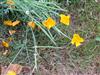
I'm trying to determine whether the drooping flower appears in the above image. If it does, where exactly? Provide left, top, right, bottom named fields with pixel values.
left=42, top=17, right=56, bottom=29
left=60, top=14, right=70, bottom=25
left=71, top=34, right=84, bottom=47
left=2, top=41, right=9, bottom=48
left=7, top=70, right=16, bottom=75
left=6, top=0, right=15, bottom=5
left=27, top=21, right=35, bottom=29
left=4, top=20, right=20, bottom=26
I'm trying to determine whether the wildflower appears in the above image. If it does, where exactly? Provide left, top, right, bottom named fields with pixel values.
left=60, top=14, right=70, bottom=25
left=28, top=21, right=35, bottom=29
left=6, top=0, right=15, bottom=5
left=2, top=41, right=9, bottom=48
left=71, top=34, right=84, bottom=47
left=9, top=30, right=16, bottom=35
left=4, top=20, right=12, bottom=26
left=4, top=20, right=20, bottom=26
left=12, top=20, right=20, bottom=26
left=43, top=17, right=56, bottom=29
left=7, top=70, right=16, bottom=75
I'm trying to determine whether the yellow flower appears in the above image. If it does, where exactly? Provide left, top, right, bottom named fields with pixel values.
left=60, top=14, right=70, bottom=25
left=4, top=20, right=20, bottom=26
left=71, top=34, right=84, bottom=47
left=27, top=21, right=35, bottom=29
left=2, top=41, right=9, bottom=48
left=6, top=0, right=15, bottom=5
left=7, top=70, right=16, bottom=75
left=12, top=20, right=20, bottom=26
left=4, top=20, right=12, bottom=26
left=43, top=17, right=56, bottom=29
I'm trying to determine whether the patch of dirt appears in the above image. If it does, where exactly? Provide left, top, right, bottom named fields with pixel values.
left=38, top=47, right=100, bottom=75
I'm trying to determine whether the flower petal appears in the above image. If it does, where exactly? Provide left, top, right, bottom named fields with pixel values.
left=12, top=20, right=20, bottom=26
left=80, top=38, right=84, bottom=42
left=7, top=70, right=16, bottom=75
left=7, top=0, right=15, bottom=5
left=75, top=42, right=81, bottom=47
left=4, top=20, right=13, bottom=26
left=2, top=41, right=9, bottom=48
left=28, top=21, right=35, bottom=29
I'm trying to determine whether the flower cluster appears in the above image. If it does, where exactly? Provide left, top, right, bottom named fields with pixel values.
left=2, top=0, right=85, bottom=48
left=3, top=13, right=84, bottom=47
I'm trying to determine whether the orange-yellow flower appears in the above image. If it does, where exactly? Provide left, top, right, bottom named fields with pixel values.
left=42, top=17, right=56, bottom=29
left=71, top=34, right=84, bottom=47
left=60, top=14, right=70, bottom=25
left=2, top=41, right=9, bottom=48
left=27, top=21, right=35, bottom=29
left=4, top=20, right=12, bottom=26
left=4, top=20, right=20, bottom=26
left=7, top=70, right=16, bottom=75
left=6, top=0, right=15, bottom=5
left=12, top=20, right=20, bottom=26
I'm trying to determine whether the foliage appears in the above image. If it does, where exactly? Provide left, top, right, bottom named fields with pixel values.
left=0, top=0, right=100, bottom=74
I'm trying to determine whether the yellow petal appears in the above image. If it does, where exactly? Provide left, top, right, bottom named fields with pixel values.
left=73, top=34, right=80, bottom=37
left=4, top=20, right=13, bottom=26
left=71, top=39, right=75, bottom=44
left=28, top=21, right=35, bottom=29
left=7, top=0, right=15, bottom=5
left=60, top=14, right=70, bottom=25
left=12, top=20, right=20, bottom=26
left=80, top=38, right=84, bottom=42
left=7, top=70, right=16, bottom=75
left=75, top=42, right=81, bottom=47
left=2, top=41, right=9, bottom=48
left=43, top=17, right=56, bottom=29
